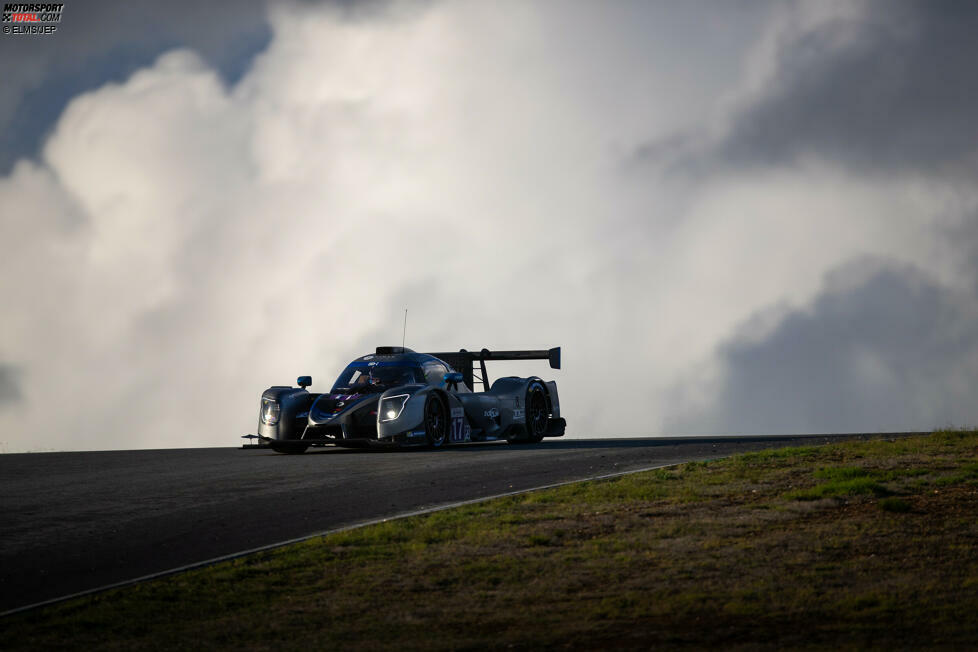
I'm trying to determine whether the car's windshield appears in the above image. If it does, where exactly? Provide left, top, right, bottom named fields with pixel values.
left=331, top=363, right=423, bottom=393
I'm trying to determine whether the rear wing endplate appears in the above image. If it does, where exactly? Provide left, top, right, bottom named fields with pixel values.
left=425, top=347, right=561, bottom=391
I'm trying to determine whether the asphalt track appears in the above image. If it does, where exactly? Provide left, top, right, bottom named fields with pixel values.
left=0, top=434, right=917, bottom=613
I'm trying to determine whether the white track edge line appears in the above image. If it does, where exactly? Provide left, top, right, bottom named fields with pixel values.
left=1, top=462, right=679, bottom=618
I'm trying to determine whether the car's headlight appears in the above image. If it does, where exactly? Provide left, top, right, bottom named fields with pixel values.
left=379, top=394, right=409, bottom=423
left=261, top=399, right=280, bottom=425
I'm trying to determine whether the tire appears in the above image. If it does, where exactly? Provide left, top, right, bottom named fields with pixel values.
left=270, top=441, right=309, bottom=455
left=423, top=393, right=448, bottom=448
left=525, top=382, right=548, bottom=443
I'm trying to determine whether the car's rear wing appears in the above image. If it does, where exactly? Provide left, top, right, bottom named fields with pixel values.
left=425, top=347, right=561, bottom=391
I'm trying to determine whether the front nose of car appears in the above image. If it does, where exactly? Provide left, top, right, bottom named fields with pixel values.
left=310, top=393, right=373, bottom=424
left=309, top=396, right=340, bottom=424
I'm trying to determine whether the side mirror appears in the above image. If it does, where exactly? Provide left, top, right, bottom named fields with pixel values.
left=297, top=376, right=312, bottom=389
left=444, top=372, right=463, bottom=389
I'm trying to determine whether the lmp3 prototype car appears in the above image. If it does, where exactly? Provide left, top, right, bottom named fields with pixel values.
left=245, top=346, right=565, bottom=454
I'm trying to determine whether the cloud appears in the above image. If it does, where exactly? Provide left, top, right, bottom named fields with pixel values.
left=640, top=0, right=978, bottom=434
left=0, top=0, right=271, bottom=172
left=665, top=259, right=978, bottom=434
left=1, top=0, right=977, bottom=452
left=644, top=0, right=978, bottom=177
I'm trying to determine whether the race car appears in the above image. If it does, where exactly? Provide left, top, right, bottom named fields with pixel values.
left=244, top=346, right=565, bottom=454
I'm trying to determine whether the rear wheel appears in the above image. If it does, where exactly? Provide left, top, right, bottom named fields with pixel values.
left=424, top=393, right=448, bottom=448
left=525, top=382, right=548, bottom=443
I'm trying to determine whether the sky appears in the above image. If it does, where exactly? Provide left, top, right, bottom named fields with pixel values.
left=1, top=0, right=976, bottom=452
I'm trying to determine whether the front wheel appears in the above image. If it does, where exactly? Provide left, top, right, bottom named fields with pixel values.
left=423, top=393, right=448, bottom=448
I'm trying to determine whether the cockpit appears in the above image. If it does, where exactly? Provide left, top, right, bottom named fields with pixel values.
left=331, top=364, right=424, bottom=393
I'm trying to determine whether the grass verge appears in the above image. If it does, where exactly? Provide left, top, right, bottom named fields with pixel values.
left=5, top=430, right=978, bottom=650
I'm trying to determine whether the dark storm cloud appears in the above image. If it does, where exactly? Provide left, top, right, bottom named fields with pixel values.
left=668, top=259, right=978, bottom=434
left=0, top=363, right=23, bottom=408
left=0, top=0, right=272, bottom=172
left=638, top=1, right=978, bottom=176
left=651, top=1, right=978, bottom=434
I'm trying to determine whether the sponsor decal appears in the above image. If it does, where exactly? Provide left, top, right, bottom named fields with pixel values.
left=484, top=407, right=500, bottom=419
left=513, top=409, right=525, bottom=422
left=450, top=407, right=464, bottom=418
left=409, top=430, right=426, bottom=437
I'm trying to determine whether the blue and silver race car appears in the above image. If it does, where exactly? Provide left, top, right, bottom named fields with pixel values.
left=245, top=346, right=565, bottom=453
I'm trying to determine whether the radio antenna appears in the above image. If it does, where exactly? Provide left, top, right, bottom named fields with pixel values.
left=402, top=309, right=408, bottom=347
